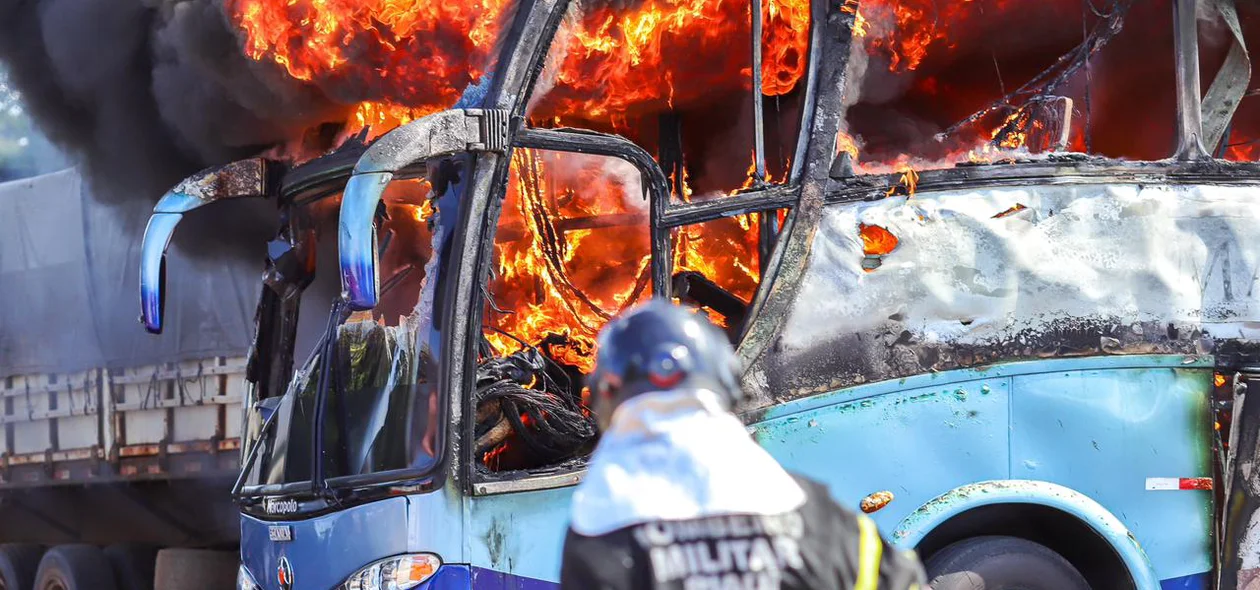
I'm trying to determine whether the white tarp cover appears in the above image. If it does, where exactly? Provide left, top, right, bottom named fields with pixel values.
left=748, top=181, right=1260, bottom=402
left=0, top=170, right=266, bottom=378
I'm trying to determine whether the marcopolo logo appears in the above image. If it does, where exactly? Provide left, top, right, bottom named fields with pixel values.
left=264, top=498, right=299, bottom=515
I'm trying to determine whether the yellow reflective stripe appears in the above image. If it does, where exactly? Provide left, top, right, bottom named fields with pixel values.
left=854, top=515, right=883, bottom=590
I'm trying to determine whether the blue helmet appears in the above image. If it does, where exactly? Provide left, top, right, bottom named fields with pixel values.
left=588, top=299, right=744, bottom=430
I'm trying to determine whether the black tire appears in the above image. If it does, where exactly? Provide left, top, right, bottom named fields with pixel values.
left=103, top=545, right=156, bottom=590
left=0, top=544, right=44, bottom=590
left=33, top=545, right=118, bottom=590
left=926, top=536, right=1090, bottom=590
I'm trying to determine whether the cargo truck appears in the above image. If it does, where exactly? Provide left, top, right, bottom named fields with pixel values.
left=0, top=169, right=266, bottom=590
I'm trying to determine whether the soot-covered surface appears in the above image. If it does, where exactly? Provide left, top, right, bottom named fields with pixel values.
left=743, top=180, right=1260, bottom=406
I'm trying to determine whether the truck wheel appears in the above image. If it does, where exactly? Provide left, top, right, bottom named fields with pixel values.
left=153, top=549, right=235, bottom=590
left=33, top=545, right=117, bottom=590
left=0, top=544, right=44, bottom=590
left=926, top=536, right=1090, bottom=590
left=103, top=545, right=157, bottom=590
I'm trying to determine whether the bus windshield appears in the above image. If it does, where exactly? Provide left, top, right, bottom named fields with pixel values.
left=241, top=169, right=458, bottom=492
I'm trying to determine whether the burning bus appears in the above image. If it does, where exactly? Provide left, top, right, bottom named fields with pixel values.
left=133, top=0, right=1260, bottom=588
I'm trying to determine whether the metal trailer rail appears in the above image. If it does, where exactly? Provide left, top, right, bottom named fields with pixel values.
left=1, top=356, right=244, bottom=487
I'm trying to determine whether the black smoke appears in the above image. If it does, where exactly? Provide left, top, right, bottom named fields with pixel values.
left=0, top=0, right=348, bottom=253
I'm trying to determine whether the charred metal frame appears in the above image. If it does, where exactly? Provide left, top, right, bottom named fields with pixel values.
left=823, top=157, right=1260, bottom=206
left=750, top=0, right=767, bottom=187
left=655, top=0, right=833, bottom=332
left=736, top=0, right=856, bottom=371
left=1173, top=0, right=1210, bottom=161
left=512, top=127, right=673, bottom=290
left=750, top=0, right=786, bottom=274
left=428, top=0, right=580, bottom=497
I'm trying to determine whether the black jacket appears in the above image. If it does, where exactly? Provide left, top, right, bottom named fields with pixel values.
left=560, top=475, right=926, bottom=590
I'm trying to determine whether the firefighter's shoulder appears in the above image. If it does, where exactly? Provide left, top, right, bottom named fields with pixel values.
left=790, top=473, right=929, bottom=590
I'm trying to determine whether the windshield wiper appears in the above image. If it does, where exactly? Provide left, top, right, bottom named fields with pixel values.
left=232, top=295, right=347, bottom=505
left=311, top=298, right=350, bottom=504
left=231, top=395, right=284, bottom=501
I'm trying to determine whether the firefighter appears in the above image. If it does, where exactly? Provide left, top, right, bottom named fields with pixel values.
left=560, top=299, right=928, bottom=590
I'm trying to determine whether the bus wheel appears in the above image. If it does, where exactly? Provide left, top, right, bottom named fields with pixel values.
left=926, top=536, right=1090, bottom=590
left=33, top=545, right=118, bottom=590
left=0, top=544, right=44, bottom=590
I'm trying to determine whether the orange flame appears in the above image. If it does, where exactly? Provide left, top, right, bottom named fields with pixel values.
left=859, top=0, right=1011, bottom=73
left=534, top=0, right=809, bottom=121
left=885, top=164, right=919, bottom=197
left=836, top=131, right=861, bottom=162
left=992, top=203, right=1028, bottom=219
left=673, top=214, right=761, bottom=308
left=991, top=109, right=1032, bottom=150
left=484, top=149, right=760, bottom=371
left=484, top=149, right=654, bottom=372
left=841, top=0, right=869, bottom=38
left=230, top=0, right=810, bottom=140
left=1227, top=142, right=1258, bottom=163
left=859, top=223, right=898, bottom=256
left=228, top=0, right=511, bottom=139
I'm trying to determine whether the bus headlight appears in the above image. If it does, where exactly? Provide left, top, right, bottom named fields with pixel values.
left=339, top=553, right=442, bottom=590
left=236, top=565, right=261, bottom=590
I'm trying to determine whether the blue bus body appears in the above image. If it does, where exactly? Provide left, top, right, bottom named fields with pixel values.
left=239, top=354, right=1214, bottom=590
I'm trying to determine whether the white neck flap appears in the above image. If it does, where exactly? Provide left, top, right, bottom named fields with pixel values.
left=569, top=389, right=807, bottom=537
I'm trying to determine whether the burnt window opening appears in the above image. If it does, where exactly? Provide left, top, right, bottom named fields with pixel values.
left=476, top=149, right=648, bottom=473
left=474, top=150, right=786, bottom=475
left=840, top=0, right=1237, bottom=171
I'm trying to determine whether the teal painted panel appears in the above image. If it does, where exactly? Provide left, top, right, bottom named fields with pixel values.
left=464, top=485, right=576, bottom=583
left=754, top=377, right=1011, bottom=537
left=1010, top=368, right=1213, bottom=581
left=753, top=354, right=1211, bottom=422
left=406, top=483, right=470, bottom=561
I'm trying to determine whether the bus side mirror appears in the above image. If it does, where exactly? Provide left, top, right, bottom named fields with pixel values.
left=140, top=158, right=268, bottom=334
left=339, top=108, right=508, bottom=310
